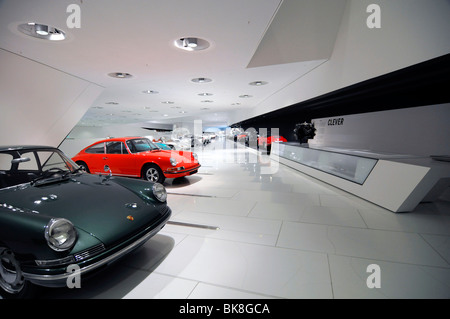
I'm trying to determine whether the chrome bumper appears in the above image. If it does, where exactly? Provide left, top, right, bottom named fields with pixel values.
left=23, top=211, right=171, bottom=287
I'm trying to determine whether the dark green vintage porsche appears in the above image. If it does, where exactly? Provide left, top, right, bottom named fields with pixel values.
left=0, top=145, right=171, bottom=298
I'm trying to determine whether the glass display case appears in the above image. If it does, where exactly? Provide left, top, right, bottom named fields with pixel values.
left=274, top=143, right=378, bottom=185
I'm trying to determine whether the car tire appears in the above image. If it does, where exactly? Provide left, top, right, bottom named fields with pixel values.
left=142, top=164, right=165, bottom=184
left=0, top=247, right=38, bottom=299
left=76, top=161, right=90, bottom=173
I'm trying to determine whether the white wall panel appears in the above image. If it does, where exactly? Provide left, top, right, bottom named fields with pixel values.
left=309, top=104, right=450, bottom=157
left=0, top=49, right=103, bottom=147
left=230, top=0, right=450, bottom=124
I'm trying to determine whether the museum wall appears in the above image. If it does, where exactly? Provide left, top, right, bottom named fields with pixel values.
left=59, top=124, right=161, bottom=158
left=229, top=0, right=450, bottom=125
left=308, top=103, right=450, bottom=157
left=0, top=49, right=103, bottom=147
left=59, top=119, right=209, bottom=158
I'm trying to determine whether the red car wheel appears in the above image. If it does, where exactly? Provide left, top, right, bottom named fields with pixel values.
left=142, top=164, right=165, bottom=184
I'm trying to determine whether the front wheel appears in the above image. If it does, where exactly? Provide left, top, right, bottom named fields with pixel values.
left=0, top=247, right=37, bottom=299
left=142, top=164, right=165, bottom=184
left=76, top=161, right=90, bottom=173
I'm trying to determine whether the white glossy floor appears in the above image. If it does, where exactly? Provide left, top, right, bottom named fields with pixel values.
left=44, top=138, right=450, bottom=299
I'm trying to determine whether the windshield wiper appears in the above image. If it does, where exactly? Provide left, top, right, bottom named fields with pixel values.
left=31, top=169, right=72, bottom=186
left=71, top=167, right=84, bottom=175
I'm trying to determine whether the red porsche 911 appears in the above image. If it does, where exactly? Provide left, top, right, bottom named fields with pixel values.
left=72, top=137, right=200, bottom=183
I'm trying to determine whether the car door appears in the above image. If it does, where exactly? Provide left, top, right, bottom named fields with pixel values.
left=83, top=142, right=106, bottom=174
left=103, top=141, right=137, bottom=177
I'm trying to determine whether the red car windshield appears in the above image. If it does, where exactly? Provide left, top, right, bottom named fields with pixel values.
left=126, top=138, right=160, bottom=153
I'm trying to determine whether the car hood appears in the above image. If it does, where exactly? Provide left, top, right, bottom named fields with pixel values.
left=139, top=150, right=197, bottom=166
left=0, top=173, right=167, bottom=247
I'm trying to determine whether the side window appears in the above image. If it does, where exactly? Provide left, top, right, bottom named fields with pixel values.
left=106, top=142, right=127, bottom=154
left=16, top=152, right=39, bottom=171
left=85, top=143, right=105, bottom=154
left=0, top=154, right=13, bottom=171
left=126, top=140, right=136, bottom=153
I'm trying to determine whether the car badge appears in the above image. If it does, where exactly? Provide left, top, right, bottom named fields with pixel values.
left=127, top=215, right=134, bottom=221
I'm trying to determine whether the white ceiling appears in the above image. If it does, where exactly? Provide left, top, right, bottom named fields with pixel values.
left=0, top=0, right=347, bottom=128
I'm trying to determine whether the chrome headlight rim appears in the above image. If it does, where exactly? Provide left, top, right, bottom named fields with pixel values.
left=192, top=152, right=198, bottom=161
left=152, top=183, right=167, bottom=202
left=169, top=157, right=177, bottom=167
left=44, top=218, right=77, bottom=252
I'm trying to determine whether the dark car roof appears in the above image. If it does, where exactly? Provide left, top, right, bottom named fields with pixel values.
left=0, top=145, right=56, bottom=152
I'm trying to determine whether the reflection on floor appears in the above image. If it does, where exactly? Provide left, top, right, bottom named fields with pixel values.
left=44, top=138, right=450, bottom=299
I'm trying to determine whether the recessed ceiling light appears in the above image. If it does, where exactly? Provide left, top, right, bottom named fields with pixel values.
left=162, top=101, right=174, bottom=104
left=239, top=95, right=252, bottom=98
left=179, top=111, right=187, bottom=114
left=201, top=100, right=214, bottom=103
left=174, top=37, right=210, bottom=51
left=163, top=114, right=169, bottom=117
left=249, top=81, right=268, bottom=86
left=105, top=101, right=119, bottom=105
left=142, top=90, right=158, bottom=94
left=18, top=23, right=66, bottom=41
left=200, top=108, right=210, bottom=110
left=191, top=77, right=212, bottom=83
left=231, top=103, right=241, bottom=106
left=108, top=72, right=133, bottom=79
left=198, top=93, right=213, bottom=96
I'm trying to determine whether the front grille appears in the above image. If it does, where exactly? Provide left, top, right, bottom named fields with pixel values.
left=74, top=244, right=106, bottom=262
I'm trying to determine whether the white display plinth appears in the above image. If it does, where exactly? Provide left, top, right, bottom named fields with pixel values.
left=272, top=143, right=450, bottom=212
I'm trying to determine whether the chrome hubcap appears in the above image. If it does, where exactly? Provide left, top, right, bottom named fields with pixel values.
left=145, top=168, right=159, bottom=182
left=0, top=248, right=25, bottom=294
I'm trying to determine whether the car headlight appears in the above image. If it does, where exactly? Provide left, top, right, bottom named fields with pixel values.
left=193, top=153, right=198, bottom=161
left=45, top=218, right=77, bottom=252
left=152, top=183, right=167, bottom=202
left=170, top=157, right=177, bottom=167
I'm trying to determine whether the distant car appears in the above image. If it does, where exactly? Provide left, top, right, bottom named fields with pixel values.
left=237, top=133, right=248, bottom=142
left=72, top=137, right=200, bottom=183
left=257, top=135, right=287, bottom=149
left=0, top=145, right=171, bottom=298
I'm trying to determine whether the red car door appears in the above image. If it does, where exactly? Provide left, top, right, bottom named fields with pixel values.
left=103, top=141, right=138, bottom=177
left=81, top=142, right=106, bottom=174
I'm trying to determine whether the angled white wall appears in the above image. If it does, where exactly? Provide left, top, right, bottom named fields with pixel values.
left=230, top=0, right=450, bottom=123
left=0, top=49, right=103, bottom=147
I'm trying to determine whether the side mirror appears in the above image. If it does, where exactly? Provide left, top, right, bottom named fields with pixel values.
left=11, top=157, right=30, bottom=164
left=100, top=165, right=112, bottom=184
left=104, top=165, right=112, bottom=177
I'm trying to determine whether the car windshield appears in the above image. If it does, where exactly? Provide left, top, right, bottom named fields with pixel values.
left=126, top=138, right=160, bottom=153
left=0, top=148, right=81, bottom=189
